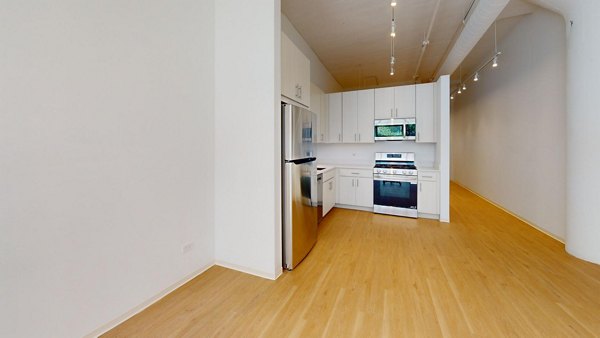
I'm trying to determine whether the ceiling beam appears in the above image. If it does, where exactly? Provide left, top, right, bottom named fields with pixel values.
left=434, top=0, right=510, bottom=78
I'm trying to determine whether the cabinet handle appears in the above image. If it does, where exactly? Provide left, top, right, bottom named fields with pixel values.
left=419, top=182, right=422, bottom=192
left=352, top=179, right=354, bottom=187
left=417, top=132, right=420, bottom=141
left=338, top=134, right=341, bottom=141
left=321, top=134, right=324, bottom=141
left=299, top=86, right=303, bottom=99
left=359, top=134, right=361, bottom=142
left=356, top=179, right=359, bottom=187
left=390, top=108, right=393, bottom=117
left=422, top=175, right=433, bottom=179
left=329, top=181, right=332, bottom=189
left=395, top=108, right=398, bottom=117
left=351, top=172, right=359, bottom=175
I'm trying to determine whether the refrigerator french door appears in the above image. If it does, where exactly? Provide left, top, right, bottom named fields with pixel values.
left=282, top=103, right=318, bottom=270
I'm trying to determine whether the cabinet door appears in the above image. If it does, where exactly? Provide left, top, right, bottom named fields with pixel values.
left=416, top=83, right=435, bottom=143
left=280, top=34, right=294, bottom=101
left=394, top=85, right=416, bottom=118
left=342, top=91, right=358, bottom=143
left=337, top=176, right=356, bottom=205
left=323, top=178, right=336, bottom=216
left=328, top=93, right=343, bottom=143
left=374, top=87, right=394, bottom=119
left=319, top=92, right=329, bottom=143
left=355, top=177, right=374, bottom=208
left=295, top=47, right=311, bottom=107
left=357, top=89, right=374, bottom=143
left=418, top=180, right=439, bottom=214
left=310, top=84, right=322, bottom=143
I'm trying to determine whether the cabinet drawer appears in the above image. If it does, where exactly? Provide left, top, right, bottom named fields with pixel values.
left=338, top=168, right=373, bottom=178
left=418, top=171, right=439, bottom=182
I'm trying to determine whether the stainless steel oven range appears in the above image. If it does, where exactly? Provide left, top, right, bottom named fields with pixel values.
left=373, top=152, right=418, bottom=218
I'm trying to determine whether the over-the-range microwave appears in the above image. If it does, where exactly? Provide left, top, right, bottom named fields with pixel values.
left=374, top=118, right=416, bottom=141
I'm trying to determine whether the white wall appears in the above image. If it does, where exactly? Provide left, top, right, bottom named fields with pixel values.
left=282, top=14, right=342, bottom=93
left=451, top=8, right=566, bottom=239
left=214, top=1, right=282, bottom=279
left=0, top=1, right=216, bottom=337
left=317, top=143, right=436, bottom=167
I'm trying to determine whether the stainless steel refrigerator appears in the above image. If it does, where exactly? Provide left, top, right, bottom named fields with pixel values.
left=282, top=102, right=318, bottom=270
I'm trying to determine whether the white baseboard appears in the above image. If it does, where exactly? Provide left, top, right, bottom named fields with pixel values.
left=85, top=262, right=214, bottom=338
left=454, top=182, right=565, bottom=243
left=215, top=260, right=282, bottom=280
left=334, top=204, right=373, bottom=212
left=418, top=212, right=440, bottom=220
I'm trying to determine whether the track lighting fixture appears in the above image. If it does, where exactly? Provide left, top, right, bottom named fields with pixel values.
left=474, top=72, right=479, bottom=81
left=389, top=5, right=396, bottom=76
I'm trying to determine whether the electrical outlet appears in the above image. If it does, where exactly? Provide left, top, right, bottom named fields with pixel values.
left=182, top=242, right=194, bottom=254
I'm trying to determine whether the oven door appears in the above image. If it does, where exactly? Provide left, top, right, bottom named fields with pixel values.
left=374, top=120, right=404, bottom=141
left=373, top=174, right=418, bottom=218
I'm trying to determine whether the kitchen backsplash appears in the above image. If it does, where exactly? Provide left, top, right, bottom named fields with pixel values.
left=315, top=142, right=436, bottom=167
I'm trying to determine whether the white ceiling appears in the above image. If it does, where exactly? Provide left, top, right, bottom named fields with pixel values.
left=282, top=0, right=539, bottom=90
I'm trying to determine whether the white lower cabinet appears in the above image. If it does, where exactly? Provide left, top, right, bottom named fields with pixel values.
left=418, top=170, right=439, bottom=215
left=323, top=173, right=336, bottom=216
left=337, top=168, right=373, bottom=208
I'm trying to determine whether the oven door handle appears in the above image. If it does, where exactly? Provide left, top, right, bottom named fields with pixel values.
left=374, top=175, right=418, bottom=183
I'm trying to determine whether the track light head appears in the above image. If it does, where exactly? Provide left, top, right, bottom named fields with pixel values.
left=492, top=56, right=498, bottom=68
left=457, top=88, right=462, bottom=94
left=451, top=95, right=454, bottom=100
left=474, top=72, right=479, bottom=82
left=462, top=83, right=467, bottom=91
left=391, top=1, right=397, bottom=6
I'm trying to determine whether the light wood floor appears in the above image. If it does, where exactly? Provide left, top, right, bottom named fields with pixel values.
left=104, top=183, right=600, bottom=337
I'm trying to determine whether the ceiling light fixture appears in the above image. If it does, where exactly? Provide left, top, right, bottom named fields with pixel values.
left=458, top=87, right=462, bottom=94
left=451, top=95, right=454, bottom=100
left=462, top=83, right=467, bottom=91
left=474, top=72, right=479, bottom=81
left=492, top=21, right=499, bottom=68
left=391, top=1, right=397, bottom=7
left=389, top=6, right=396, bottom=76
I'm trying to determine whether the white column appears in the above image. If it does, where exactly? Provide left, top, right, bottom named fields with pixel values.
left=533, top=0, right=600, bottom=264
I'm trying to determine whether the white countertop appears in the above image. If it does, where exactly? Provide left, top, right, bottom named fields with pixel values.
left=318, top=163, right=373, bottom=171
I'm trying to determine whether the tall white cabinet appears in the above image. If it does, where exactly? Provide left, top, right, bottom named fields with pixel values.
left=416, top=83, right=436, bottom=143
left=281, top=33, right=310, bottom=107
left=342, top=89, right=374, bottom=143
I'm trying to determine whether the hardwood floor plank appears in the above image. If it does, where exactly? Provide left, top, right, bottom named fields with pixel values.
left=103, top=183, right=600, bottom=337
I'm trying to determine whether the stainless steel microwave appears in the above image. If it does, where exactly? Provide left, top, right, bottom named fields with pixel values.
left=374, top=119, right=416, bottom=141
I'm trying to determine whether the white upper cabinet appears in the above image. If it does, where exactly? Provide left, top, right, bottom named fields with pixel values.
left=281, top=33, right=310, bottom=107
left=342, top=90, right=374, bottom=143
left=318, top=91, right=329, bottom=143
left=311, top=84, right=322, bottom=143
left=342, top=91, right=358, bottom=142
left=356, top=89, right=374, bottom=143
left=394, top=84, right=416, bottom=118
left=374, top=87, right=395, bottom=119
left=375, top=85, right=415, bottom=119
left=328, top=93, right=343, bottom=143
left=416, top=83, right=436, bottom=143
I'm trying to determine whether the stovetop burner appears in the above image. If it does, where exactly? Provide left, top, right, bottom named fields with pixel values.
left=374, top=164, right=417, bottom=170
